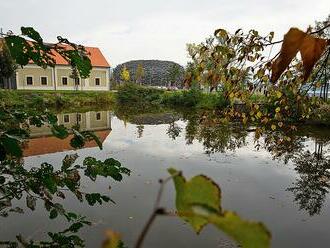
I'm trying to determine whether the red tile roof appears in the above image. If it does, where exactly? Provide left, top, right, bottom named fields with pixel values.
left=30, top=44, right=111, bottom=68
left=23, top=130, right=111, bottom=157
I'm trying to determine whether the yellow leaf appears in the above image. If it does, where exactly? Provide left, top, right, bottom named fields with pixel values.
left=276, top=91, right=282, bottom=98
left=256, top=111, right=262, bottom=118
left=275, top=107, right=280, bottom=113
left=271, top=124, right=276, bottom=130
left=102, top=230, right=123, bottom=248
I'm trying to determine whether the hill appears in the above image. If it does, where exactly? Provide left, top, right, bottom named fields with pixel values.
left=113, top=60, right=184, bottom=87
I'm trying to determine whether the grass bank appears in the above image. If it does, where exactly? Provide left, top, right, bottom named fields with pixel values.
left=0, top=89, right=116, bottom=111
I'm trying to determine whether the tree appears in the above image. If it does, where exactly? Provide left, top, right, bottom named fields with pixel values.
left=2, top=27, right=92, bottom=79
left=310, top=15, right=330, bottom=99
left=0, top=41, right=17, bottom=89
left=167, top=64, right=181, bottom=87
left=120, top=65, right=130, bottom=82
left=185, top=21, right=330, bottom=135
left=135, top=63, right=145, bottom=85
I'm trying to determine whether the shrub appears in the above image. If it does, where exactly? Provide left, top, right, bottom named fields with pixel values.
left=162, top=89, right=228, bottom=109
left=162, top=89, right=203, bottom=108
left=198, top=92, right=229, bottom=109
left=116, top=83, right=163, bottom=109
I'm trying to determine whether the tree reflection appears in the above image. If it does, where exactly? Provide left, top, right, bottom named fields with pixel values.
left=99, top=106, right=330, bottom=217
left=260, top=131, right=305, bottom=164
left=182, top=111, right=248, bottom=154
left=166, top=122, right=182, bottom=140
left=137, top=124, right=145, bottom=138
left=288, top=142, right=330, bottom=216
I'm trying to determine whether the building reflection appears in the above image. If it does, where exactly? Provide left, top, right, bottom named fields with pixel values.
left=24, top=111, right=112, bottom=157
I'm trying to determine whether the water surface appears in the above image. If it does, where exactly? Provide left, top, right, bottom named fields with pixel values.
left=1, top=109, right=330, bottom=248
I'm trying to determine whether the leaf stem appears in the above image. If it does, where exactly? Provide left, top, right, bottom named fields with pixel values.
left=134, top=173, right=179, bottom=248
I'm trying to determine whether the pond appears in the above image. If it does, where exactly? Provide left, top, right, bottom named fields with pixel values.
left=1, top=108, right=330, bottom=248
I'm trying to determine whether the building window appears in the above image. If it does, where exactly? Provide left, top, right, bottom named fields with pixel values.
left=95, top=78, right=100, bottom=86
left=26, top=76, right=33, bottom=85
left=62, top=77, right=68, bottom=85
left=41, top=76, right=47, bottom=85
left=77, top=114, right=82, bottom=122
left=63, top=114, right=70, bottom=123
left=76, top=78, right=80, bottom=85
left=96, top=112, right=101, bottom=120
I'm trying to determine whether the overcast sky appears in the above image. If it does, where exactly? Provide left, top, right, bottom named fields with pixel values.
left=1, top=0, right=329, bottom=67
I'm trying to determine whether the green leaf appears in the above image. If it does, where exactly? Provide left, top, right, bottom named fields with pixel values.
left=4, top=36, right=30, bottom=65
left=168, top=168, right=221, bottom=233
left=1, top=134, right=23, bottom=157
left=21, top=27, right=43, bottom=44
left=168, top=168, right=271, bottom=248
left=82, top=131, right=103, bottom=150
left=0, top=176, right=5, bottom=184
left=43, top=175, right=57, bottom=194
left=67, top=222, right=84, bottom=233
left=46, top=113, right=58, bottom=125
left=70, top=129, right=85, bottom=149
left=51, top=125, right=69, bottom=139
left=50, top=209, right=58, bottom=219
left=83, top=157, right=130, bottom=181
left=61, top=50, right=92, bottom=78
left=208, top=211, right=271, bottom=248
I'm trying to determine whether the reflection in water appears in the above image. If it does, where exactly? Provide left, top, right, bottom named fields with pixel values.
left=0, top=111, right=117, bottom=247
left=166, top=122, right=182, bottom=140
left=3, top=108, right=330, bottom=247
left=120, top=109, right=330, bottom=216
left=288, top=141, right=330, bottom=216
left=137, top=124, right=144, bottom=138
left=25, top=111, right=112, bottom=156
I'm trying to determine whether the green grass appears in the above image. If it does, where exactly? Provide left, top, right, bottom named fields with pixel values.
left=0, top=89, right=116, bottom=111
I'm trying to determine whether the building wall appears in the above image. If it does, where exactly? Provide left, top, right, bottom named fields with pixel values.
left=16, top=64, right=110, bottom=91
left=16, top=65, right=54, bottom=90
left=89, top=69, right=107, bottom=87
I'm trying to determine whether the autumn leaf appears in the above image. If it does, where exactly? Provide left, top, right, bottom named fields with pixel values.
left=271, top=27, right=328, bottom=82
left=276, top=91, right=282, bottom=98
left=102, top=229, right=125, bottom=248
left=271, top=28, right=306, bottom=82
left=299, top=35, right=328, bottom=80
